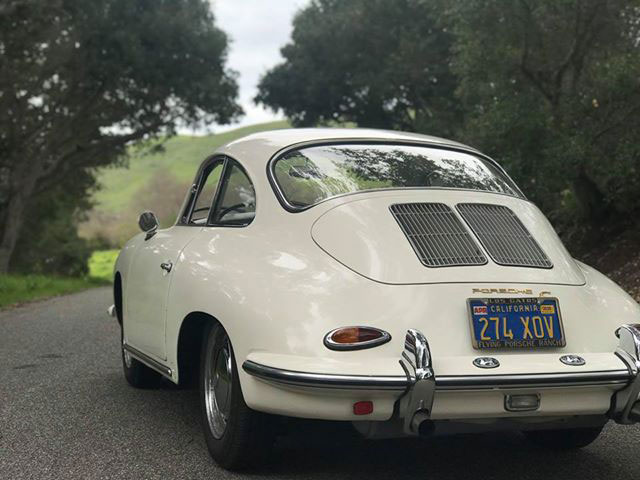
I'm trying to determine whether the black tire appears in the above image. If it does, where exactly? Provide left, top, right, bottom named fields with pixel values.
left=523, top=425, right=604, bottom=449
left=121, top=328, right=162, bottom=388
left=199, top=322, right=275, bottom=470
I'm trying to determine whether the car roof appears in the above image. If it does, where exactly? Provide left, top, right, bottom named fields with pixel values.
left=216, top=128, right=479, bottom=163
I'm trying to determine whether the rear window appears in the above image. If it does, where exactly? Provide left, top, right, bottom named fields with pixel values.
left=271, top=143, right=522, bottom=209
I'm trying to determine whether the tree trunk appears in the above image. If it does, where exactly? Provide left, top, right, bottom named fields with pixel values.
left=572, top=167, right=611, bottom=228
left=0, top=168, right=38, bottom=273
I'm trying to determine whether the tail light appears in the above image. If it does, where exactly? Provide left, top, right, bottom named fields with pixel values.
left=323, top=326, right=391, bottom=351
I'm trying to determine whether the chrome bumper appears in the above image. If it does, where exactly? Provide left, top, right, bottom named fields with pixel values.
left=397, top=324, right=640, bottom=433
left=242, top=324, right=640, bottom=433
left=242, top=360, right=409, bottom=391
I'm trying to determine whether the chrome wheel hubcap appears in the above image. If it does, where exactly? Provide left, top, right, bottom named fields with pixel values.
left=205, top=334, right=233, bottom=439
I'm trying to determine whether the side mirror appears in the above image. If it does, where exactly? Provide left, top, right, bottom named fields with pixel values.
left=138, top=211, right=159, bottom=240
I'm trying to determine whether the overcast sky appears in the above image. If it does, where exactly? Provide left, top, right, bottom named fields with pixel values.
left=206, top=0, right=309, bottom=132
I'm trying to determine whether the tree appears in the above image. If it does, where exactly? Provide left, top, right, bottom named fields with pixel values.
left=0, top=0, right=241, bottom=272
left=255, top=0, right=459, bottom=134
left=10, top=168, right=95, bottom=276
left=444, top=0, right=640, bottom=232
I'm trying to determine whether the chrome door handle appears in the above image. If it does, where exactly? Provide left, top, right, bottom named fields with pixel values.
left=160, top=261, right=173, bottom=273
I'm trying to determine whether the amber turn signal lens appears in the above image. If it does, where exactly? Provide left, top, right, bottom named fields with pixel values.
left=331, top=327, right=381, bottom=344
left=324, top=326, right=391, bottom=350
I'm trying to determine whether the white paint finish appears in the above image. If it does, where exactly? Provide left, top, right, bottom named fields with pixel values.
left=218, top=127, right=474, bottom=166
left=124, top=227, right=201, bottom=360
left=240, top=378, right=400, bottom=421
left=228, top=377, right=617, bottom=421
left=115, top=128, right=640, bottom=425
left=431, top=387, right=616, bottom=419
left=311, top=190, right=585, bottom=285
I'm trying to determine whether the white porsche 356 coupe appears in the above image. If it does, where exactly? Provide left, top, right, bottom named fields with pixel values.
left=111, top=128, right=640, bottom=469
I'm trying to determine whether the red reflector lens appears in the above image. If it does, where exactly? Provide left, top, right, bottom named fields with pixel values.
left=353, top=401, right=373, bottom=415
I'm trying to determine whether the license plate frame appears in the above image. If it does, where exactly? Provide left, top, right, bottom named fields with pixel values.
left=468, top=297, right=566, bottom=349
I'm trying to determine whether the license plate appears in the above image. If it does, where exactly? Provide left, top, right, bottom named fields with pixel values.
left=468, top=298, right=565, bottom=349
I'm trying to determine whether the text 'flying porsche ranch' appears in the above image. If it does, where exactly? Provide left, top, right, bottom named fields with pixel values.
left=110, top=129, right=640, bottom=470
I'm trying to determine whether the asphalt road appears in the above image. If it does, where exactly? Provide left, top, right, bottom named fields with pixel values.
left=1, top=287, right=640, bottom=479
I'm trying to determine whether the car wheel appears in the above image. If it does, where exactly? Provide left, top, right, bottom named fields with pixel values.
left=200, top=322, right=275, bottom=470
left=523, top=425, right=604, bottom=449
left=121, top=328, right=161, bottom=388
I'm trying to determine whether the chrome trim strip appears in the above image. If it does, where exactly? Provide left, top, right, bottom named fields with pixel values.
left=242, top=360, right=409, bottom=391
left=242, top=360, right=629, bottom=392
left=123, top=343, right=172, bottom=378
left=436, top=370, right=630, bottom=390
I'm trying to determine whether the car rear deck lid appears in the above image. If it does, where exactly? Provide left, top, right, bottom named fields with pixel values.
left=311, top=191, right=585, bottom=285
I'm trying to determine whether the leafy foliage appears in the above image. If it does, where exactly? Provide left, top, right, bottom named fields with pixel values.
left=0, top=0, right=240, bottom=272
left=445, top=0, right=640, bottom=235
left=87, top=249, right=119, bottom=283
left=255, top=0, right=459, bottom=135
left=10, top=169, right=94, bottom=276
left=258, top=0, right=640, bottom=243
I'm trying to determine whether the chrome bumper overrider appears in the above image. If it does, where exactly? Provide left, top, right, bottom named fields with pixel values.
left=612, top=324, right=640, bottom=424
left=242, top=324, right=640, bottom=432
left=400, top=329, right=435, bottom=433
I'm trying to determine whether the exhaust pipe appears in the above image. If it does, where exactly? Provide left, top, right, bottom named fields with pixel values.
left=628, top=402, right=640, bottom=423
left=411, top=410, right=435, bottom=436
left=418, top=419, right=435, bottom=437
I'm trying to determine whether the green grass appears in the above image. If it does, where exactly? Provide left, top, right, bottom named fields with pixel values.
left=0, top=249, right=118, bottom=309
left=88, top=249, right=119, bottom=283
left=0, top=274, right=108, bottom=309
left=94, top=121, right=289, bottom=213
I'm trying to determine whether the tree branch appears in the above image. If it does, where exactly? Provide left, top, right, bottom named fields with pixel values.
left=518, top=0, right=555, bottom=104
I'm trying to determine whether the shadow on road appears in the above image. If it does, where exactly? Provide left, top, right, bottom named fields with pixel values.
left=148, top=379, right=621, bottom=479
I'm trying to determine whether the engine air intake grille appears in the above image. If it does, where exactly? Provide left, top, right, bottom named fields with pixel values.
left=390, top=203, right=487, bottom=267
left=457, top=203, right=553, bottom=269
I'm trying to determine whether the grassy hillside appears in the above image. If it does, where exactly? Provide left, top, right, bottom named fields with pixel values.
left=81, top=121, right=289, bottom=245
left=93, top=121, right=289, bottom=214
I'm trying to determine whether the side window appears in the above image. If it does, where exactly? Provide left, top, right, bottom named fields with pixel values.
left=211, top=163, right=256, bottom=226
left=189, top=161, right=224, bottom=224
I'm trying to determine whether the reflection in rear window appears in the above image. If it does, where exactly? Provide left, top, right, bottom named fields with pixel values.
left=272, top=144, right=522, bottom=208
